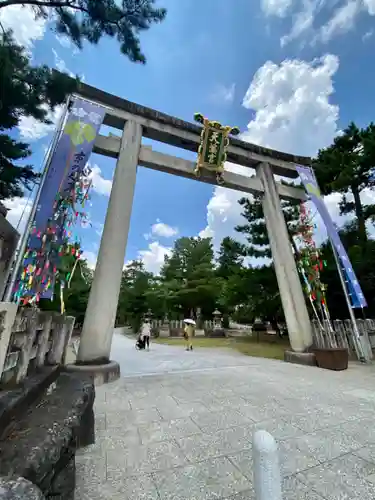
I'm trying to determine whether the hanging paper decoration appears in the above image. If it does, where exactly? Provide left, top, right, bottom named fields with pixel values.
left=14, top=175, right=90, bottom=306
left=193, top=113, right=240, bottom=185
left=294, top=202, right=333, bottom=337
left=13, top=98, right=105, bottom=306
left=295, top=203, right=327, bottom=306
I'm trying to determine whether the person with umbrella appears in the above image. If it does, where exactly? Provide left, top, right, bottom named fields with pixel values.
left=183, top=318, right=196, bottom=351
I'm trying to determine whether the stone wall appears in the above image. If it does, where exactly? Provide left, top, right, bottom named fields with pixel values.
left=0, top=301, right=96, bottom=499
left=0, top=372, right=95, bottom=499
left=0, top=477, right=45, bottom=499
left=1, top=307, right=75, bottom=387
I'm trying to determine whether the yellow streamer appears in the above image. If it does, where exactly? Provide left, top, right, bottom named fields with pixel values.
left=60, top=284, right=65, bottom=315
left=68, top=257, right=80, bottom=289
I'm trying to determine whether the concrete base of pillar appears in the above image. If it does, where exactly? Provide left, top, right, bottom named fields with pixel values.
left=284, top=350, right=317, bottom=367
left=65, top=360, right=120, bottom=386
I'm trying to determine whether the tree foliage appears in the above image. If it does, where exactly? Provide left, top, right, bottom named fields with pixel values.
left=160, top=237, right=218, bottom=319
left=0, top=0, right=166, bottom=202
left=235, top=193, right=301, bottom=259
left=0, top=30, right=77, bottom=200
left=216, top=236, right=245, bottom=279
left=0, top=0, right=167, bottom=64
left=314, top=122, right=375, bottom=244
left=116, top=260, right=152, bottom=331
left=79, top=228, right=375, bottom=332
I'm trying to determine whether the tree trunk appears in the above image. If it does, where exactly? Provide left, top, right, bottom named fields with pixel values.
left=352, top=185, right=367, bottom=245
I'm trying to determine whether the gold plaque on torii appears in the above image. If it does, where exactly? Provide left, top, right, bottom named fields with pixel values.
left=194, top=113, right=240, bottom=185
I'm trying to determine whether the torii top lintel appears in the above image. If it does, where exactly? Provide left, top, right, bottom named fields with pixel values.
left=57, top=72, right=312, bottom=179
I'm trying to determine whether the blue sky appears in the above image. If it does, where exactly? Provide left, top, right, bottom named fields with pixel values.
left=2, top=0, right=375, bottom=273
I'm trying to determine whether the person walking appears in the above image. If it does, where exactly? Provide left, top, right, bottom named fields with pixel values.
left=183, top=319, right=195, bottom=351
left=141, top=318, right=151, bottom=350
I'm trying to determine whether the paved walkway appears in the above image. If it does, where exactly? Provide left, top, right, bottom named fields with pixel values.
left=76, top=334, right=375, bottom=500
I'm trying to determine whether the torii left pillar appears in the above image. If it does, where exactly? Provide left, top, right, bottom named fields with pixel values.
left=67, top=120, right=142, bottom=384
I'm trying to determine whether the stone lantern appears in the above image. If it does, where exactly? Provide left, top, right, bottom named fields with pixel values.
left=159, top=314, right=170, bottom=338
left=196, top=307, right=203, bottom=329
left=213, top=309, right=222, bottom=330
left=195, top=308, right=205, bottom=337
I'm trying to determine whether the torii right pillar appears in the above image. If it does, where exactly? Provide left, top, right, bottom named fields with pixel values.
left=257, top=162, right=315, bottom=364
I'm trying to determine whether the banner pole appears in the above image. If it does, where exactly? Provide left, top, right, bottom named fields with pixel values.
left=3, top=96, right=72, bottom=302
left=329, top=237, right=366, bottom=362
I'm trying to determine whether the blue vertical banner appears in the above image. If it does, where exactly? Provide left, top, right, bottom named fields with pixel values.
left=296, top=165, right=367, bottom=309
left=14, top=98, right=106, bottom=303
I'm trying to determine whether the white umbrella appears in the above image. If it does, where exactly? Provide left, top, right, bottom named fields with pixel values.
left=184, top=319, right=196, bottom=325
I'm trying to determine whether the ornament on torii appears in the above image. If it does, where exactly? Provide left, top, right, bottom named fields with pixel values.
left=194, top=113, right=240, bottom=185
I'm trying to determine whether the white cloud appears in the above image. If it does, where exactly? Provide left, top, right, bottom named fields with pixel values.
left=52, top=47, right=84, bottom=80
left=82, top=250, right=97, bottom=270
left=138, top=241, right=172, bottom=274
left=0, top=4, right=47, bottom=51
left=150, top=220, right=178, bottom=238
left=210, top=83, right=236, bottom=104
left=316, top=0, right=361, bottom=44
left=18, top=104, right=64, bottom=141
left=261, top=0, right=293, bottom=17
left=280, top=0, right=316, bottom=47
left=143, top=220, right=179, bottom=243
left=95, top=222, right=104, bottom=237
left=52, top=48, right=75, bottom=78
left=199, top=55, right=340, bottom=254
left=362, top=28, right=374, bottom=40
left=279, top=0, right=375, bottom=47
left=88, top=165, right=112, bottom=196
left=199, top=184, right=248, bottom=249
left=56, top=34, right=71, bottom=48
left=55, top=34, right=79, bottom=53
left=83, top=240, right=171, bottom=274
left=363, top=0, right=375, bottom=14
left=242, top=55, right=339, bottom=156
left=4, top=196, right=32, bottom=234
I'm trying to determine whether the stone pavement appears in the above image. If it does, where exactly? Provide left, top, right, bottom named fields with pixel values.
left=76, top=334, right=375, bottom=499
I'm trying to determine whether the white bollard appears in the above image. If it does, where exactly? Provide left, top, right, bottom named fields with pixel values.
left=253, top=430, right=282, bottom=500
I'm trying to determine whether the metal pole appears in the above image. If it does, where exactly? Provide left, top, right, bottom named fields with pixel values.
left=3, top=96, right=72, bottom=302
left=329, top=237, right=366, bottom=362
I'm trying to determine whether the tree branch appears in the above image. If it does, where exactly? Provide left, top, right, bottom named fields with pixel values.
left=0, top=0, right=155, bottom=28
left=0, top=0, right=78, bottom=8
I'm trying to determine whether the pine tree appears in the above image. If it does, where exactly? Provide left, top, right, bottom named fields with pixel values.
left=216, top=237, right=245, bottom=279
left=0, top=0, right=166, bottom=201
left=161, top=237, right=218, bottom=318
left=234, top=191, right=302, bottom=325
left=0, top=30, right=77, bottom=200
left=0, top=0, right=167, bottom=64
left=116, top=260, right=152, bottom=331
left=235, top=193, right=301, bottom=259
left=314, top=122, right=375, bottom=245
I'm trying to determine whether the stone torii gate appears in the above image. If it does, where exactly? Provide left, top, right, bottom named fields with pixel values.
left=68, top=79, right=313, bottom=379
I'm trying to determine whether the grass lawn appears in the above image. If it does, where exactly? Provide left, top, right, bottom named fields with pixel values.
left=154, top=336, right=289, bottom=360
